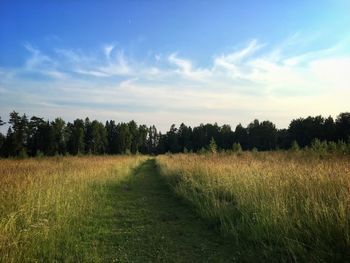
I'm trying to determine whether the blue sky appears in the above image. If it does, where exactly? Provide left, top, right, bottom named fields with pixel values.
left=0, top=0, right=350, bottom=131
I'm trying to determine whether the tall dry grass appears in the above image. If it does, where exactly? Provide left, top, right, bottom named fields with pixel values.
left=0, top=156, right=144, bottom=262
left=157, top=152, right=350, bottom=262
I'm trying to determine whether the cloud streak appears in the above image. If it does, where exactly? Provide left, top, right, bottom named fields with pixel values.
left=1, top=35, right=350, bottom=131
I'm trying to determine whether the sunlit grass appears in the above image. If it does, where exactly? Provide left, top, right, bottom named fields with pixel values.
left=0, top=155, right=144, bottom=262
left=157, top=152, right=350, bottom=262
left=2, top=153, right=350, bottom=262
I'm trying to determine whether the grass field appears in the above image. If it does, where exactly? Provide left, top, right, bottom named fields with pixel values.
left=0, top=156, right=235, bottom=262
left=0, top=156, right=146, bottom=262
left=1, top=153, right=349, bottom=262
left=157, top=152, right=350, bottom=262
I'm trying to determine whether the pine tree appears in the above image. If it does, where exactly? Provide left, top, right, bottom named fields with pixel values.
left=290, top=140, right=300, bottom=151
left=232, top=142, right=242, bottom=153
left=0, top=116, right=5, bottom=126
left=209, top=137, right=217, bottom=154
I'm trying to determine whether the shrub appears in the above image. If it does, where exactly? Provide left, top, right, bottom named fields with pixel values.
left=208, top=137, right=217, bottom=154
left=232, top=142, right=242, bottom=153
left=327, top=141, right=337, bottom=153
left=311, top=139, right=327, bottom=155
left=290, top=140, right=300, bottom=151
left=337, top=141, right=347, bottom=154
left=36, top=150, right=44, bottom=158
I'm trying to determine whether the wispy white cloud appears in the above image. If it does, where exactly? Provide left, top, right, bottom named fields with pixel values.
left=98, top=50, right=131, bottom=76
left=23, top=42, right=55, bottom=69
left=104, top=44, right=115, bottom=59
left=168, top=53, right=211, bottom=80
left=215, top=39, right=262, bottom=65
left=1, top=36, right=350, bottom=130
left=74, top=69, right=111, bottom=77
left=54, top=48, right=90, bottom=64
left=22, top=43, right=69, bottom=80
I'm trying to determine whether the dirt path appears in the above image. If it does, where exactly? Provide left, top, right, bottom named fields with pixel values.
left=95, top=158, right=235, bottom=262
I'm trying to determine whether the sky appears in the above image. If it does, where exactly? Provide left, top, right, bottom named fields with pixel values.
left=0, top=0, right=349, bottom=131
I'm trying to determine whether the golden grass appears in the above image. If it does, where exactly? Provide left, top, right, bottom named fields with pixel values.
left=157, top=152, right=350, bottom=261
left=0, top=155, right=144, bottom=262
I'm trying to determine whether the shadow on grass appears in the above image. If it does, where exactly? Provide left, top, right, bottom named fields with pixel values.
left=85, top=159, right=237, bottom=263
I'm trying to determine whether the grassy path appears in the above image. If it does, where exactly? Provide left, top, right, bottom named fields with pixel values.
left=92, top=158, right=235, bottom=262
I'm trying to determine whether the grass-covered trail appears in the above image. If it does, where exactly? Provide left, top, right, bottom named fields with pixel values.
left=95, top=158, right=234, bottom=262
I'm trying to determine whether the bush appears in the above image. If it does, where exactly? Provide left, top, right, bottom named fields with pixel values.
left=36, top=150, right=44, bottom=158
left=208, top=137, right=217, bottom=154
left=290, top=140, right=300, bottom=152
left=311, top=139, right=327, bottom=155
left=327, top=141, right=337, bottom=153
left=18, top=149, right=28, bottom=159
left=198, top=147, right=207, bottom=155
left=232, top=142, right=242, bottom=153
left=337, top=141, right=347, bottom=154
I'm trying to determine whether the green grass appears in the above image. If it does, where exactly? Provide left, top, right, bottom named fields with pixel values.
left=157, top=152, right=350, bottom=262
left=0, top=157, right=236, bottom=262
left=91, top=159, right=235, bottom=262
left=5, top=153, right=347, bottom=262
left=0, top=156, right=144, bottom=262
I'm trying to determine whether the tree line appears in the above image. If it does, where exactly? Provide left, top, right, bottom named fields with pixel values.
left=0, top=111, right=349, bottom=157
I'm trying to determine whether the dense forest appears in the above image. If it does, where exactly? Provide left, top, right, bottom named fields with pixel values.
left=0, top=111, right=349, bottom=157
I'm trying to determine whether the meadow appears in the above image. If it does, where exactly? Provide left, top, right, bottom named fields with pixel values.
left=0, top=156, right=234, bottom=262
left=1, top=152, right=349, bottom=262
left=0, top=156, right=145, bottom=262
left=157, top=152, right=350, bottom=262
